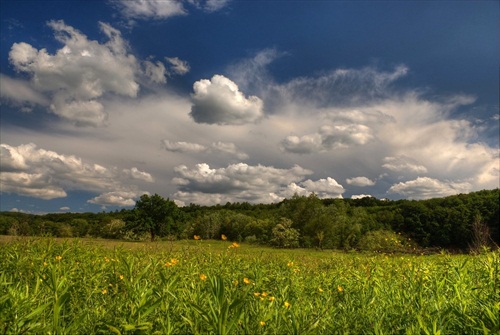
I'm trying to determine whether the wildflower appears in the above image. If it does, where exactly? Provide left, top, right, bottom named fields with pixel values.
left=102, top=289, right=107, bottom=295
left=55, top=255, right=62, bottom=261
left=105, top=257, right=110, bottom=262
left=170, top=258, right=179, bottom=265
left=43, top=262, right=48, bottom=267
left=200, top=274, right=207, bottom=281
left=337, top=285, right=344, bottom=293
left=254, top=292, right=261, bottom=297
left=287, top=261, right=294, bottom=267
left=194, top=235, right=201, bottom=240
left=268, top=296, right=275, bottom=302
left=284, top=301, right=291, bottom=308
left=228, top=242, right=240, bottom=249
left=119, top=274, right=124, bottom=280
left=318, top=287, right=324, bottom=293
left=261, top=292, right=268, bottom=297
left=221, top=234, right=227, bottom=241
left=243, top=277, right=251, bottom=284
left=260, top=321, right=266, bottom=327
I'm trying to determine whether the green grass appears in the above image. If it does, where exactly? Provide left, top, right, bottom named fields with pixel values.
left=1, top=236, right=499, bottom=334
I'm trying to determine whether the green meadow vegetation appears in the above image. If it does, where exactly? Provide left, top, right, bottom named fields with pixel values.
left=1, top=236, right=499, bottom=334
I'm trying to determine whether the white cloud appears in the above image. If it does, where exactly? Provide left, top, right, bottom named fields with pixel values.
left=143, top=60, right=167, bottom=84
left=190, top=75, right=264, bottom=125
left=301, top=177, right=345, bottom=199
left=162, top=140, right=208, bottom=153
left=88, top=191, right=142, bottom=207
left=346, top=176, right=376, bottom=187
left=60, top=206, right=70, bottom=211
left=0, top=74, right=49, bottom=109
left=162, top=139, right=248, bottom=159
left=387, top=177, right=472, bottom=200
left=8, top=21, right=139, bottom=126
left=172, top=162, right=313, bottom=204
left=114, top=0, right=187, bottom=19
left=0, top=143, right=151, bottom=204
left=166, top=57, right=190, bottom=75
left=382, top=156, right=428, bottom=174
left=351, top=194, right=372, bottom=199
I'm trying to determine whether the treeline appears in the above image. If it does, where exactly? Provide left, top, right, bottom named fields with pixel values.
left=1, top=189, right=498, bottom=252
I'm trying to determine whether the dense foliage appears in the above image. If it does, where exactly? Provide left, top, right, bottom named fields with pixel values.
left=1, top=238, right=499, bottom=334
left=1, top=189, right=498, bottom=251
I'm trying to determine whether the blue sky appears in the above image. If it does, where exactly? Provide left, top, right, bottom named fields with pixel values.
left=1, top=0, right=498, bottom=213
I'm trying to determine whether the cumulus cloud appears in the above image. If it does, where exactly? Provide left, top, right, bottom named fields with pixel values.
left=346, top=176, right=376, bottom=187
left=88, top=191, right=142, bottom=207
left=7, top=20, right=139, bottom=126
left=382, top=156, right=428, bottom=174
left=190, top=75, right=264, bottom=125
left=114, top=0, right=186, bottom=19
left=281, top=123, right=375, bottom=153
left=351, top=194, right=372, bottom=199
left=162, top=139, right=248, bottom=159
left=166, top=57, right=190, bottom=75
left=301, top=177, right=345, bottom=199
left=143, top=60, right=167, bottom=84
left=172, top=162, right=313, bottom=204
left=0, top=143, right=151, bottom=204
left=388, top=177, right=472, bottom=200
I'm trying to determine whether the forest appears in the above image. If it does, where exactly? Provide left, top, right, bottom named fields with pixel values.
left=1, top=188, right=498, bottom=252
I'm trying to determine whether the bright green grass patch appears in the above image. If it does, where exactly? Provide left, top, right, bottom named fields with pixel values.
left=1, top=237, right=499, bottom=334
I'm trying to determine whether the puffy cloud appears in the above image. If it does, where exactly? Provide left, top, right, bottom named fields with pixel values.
left=346, top=176, right=376, bottom=187
left=382, top=156, right=428, bottom=174
left=387, top=177, right=472, bottom=200
left=162, top=140, right=208, bottom=153
left=301, top=177, right=345, bottom=199
left=143, top=60, right=167, bottom=84
left=0, top=143, right=151, bottom=204
left=190, top=75, right=264, bottom=125
left=60, top=206, right=70, bottom=211
left=7, top=21, right=139, bottom=126
left=172, top=162, right=313, bottom=204
left=88, top=191, right=142, bottom=207
left=114, top=0, right=186, bottom=19
left=166, top=57, right=190, bottom=75
left=162, top=139, right=248, bottom=159
left=351, top=194, right=372, bottom=199
left=281, top=123, right=374, bottom=153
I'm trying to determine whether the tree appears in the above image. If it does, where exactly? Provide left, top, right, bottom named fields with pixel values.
left=133, top=194, right=179, bottom=241
left=270, top=218, right=300, bottom=248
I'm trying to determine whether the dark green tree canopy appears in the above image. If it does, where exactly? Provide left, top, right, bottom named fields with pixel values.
left=133, top=194, right=180, bottom=241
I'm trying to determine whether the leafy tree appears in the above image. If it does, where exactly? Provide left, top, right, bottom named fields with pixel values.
left=270, top=218, right=300, bottom=248
left=132, top=194, right=180, bottom=241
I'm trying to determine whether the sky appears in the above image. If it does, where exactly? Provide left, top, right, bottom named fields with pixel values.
left=0, top=0, right=499, bottom=213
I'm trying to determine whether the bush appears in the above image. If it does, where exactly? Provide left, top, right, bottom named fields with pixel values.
left=358, top=230, right=413, bottom=253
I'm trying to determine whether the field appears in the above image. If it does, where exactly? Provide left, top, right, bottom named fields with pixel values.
left=1, top=236, right=499, bottom=334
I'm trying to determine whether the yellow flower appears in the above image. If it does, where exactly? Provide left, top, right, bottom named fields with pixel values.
left=287, top=261, right=294, bottom=267
left=194, top=235, right=201, bottom=240
left=268, top=296, right=275, bottom=302
left=254, top=292, right=261, bottom=297
left=119, top=274, right=124, bottom=280
left=171, top=258, right=179, bottom=265
left=55, top=255, right=62, bottom=261
left=284, top=301, right=291, bottom=308
left=261, top=292, right=268, bottom=297
left=105, top=257, right=110, bottom=262
left=243, top=277, right=251, bottom=284
left=337, top=285, right=344, bottom=293
left=221, top=234, right=227, bottom=241
left=101, top=289, right=107, bottom=295
left=231, top=242, right=240, bottom=248
left=260, top=321, right=266, bottom=326
left=199, top=274, right=207, bottom=281
left=318, top=287, right=324, bottom=293
left=43, top=261, right=48, bottom=266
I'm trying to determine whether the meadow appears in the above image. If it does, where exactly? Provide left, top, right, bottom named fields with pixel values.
left=1, top=236, right=499, bottom=334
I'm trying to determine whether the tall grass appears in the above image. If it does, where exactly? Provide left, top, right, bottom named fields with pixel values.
left=1, top=237, right=498, bottom=334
